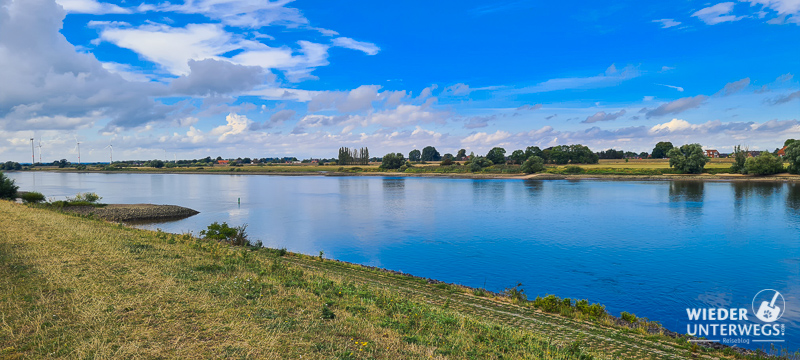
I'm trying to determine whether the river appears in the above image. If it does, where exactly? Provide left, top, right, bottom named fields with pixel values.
left=7, top=171, right=800, bottom=350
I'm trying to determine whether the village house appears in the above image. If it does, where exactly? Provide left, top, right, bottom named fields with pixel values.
left=778, top=146, right=788, bottom=157
left=217, top=160, right=229, bottom=165
left=704, top=149, right=720, bottom=158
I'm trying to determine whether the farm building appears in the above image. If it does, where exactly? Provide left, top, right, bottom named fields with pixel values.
left=217, top=160, right=229, bottom=165
left=778, top=146, right=788, bottom=157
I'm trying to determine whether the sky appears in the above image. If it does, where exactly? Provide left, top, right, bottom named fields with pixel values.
left=0, top=0, right=798, bottom=163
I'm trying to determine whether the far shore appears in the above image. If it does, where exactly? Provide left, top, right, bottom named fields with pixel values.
left=19, top=167, right=800, bottom=182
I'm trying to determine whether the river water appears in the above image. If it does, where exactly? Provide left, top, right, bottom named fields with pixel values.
left=7, top=171, right=800, bottom=350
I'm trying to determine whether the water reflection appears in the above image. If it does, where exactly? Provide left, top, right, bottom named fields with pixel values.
left=669, top=181, right=704, bottom=203
left=787, top=183, right=800, bottom=213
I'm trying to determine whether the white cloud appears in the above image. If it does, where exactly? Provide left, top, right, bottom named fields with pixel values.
left=56, top=0, right=130, bottom=14
left=692, top=2, right=745, bottom=25
left=740, top=0, right=800, bottom=15
left=461, top=131, right=512, bottom=146
left=210, top=113, right=253, bottom=141
left=332, top=37, right=380, bottom=55
left=717, top=77, right=751, bottom=96
left=147, top=0, right=309, bottom=29
left=652, top=19, right=682, bottom=28
left=96, top=22, right=331, bottom=80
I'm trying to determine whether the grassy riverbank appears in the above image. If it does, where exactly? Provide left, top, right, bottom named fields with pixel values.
left=0, top=201, right=790, bottom=359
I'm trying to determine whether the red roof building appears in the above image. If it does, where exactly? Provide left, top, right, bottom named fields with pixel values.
left=704, top=149, right=720, bottom=158
left=778, top=146, right=788, bottom=157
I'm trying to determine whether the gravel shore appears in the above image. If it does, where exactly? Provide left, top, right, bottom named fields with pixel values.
left=63, top=204, right=199, bottom=222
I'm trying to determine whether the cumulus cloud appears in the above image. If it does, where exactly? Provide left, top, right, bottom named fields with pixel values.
left=95, top=22, right=331, bottom=80
left=171, top=59, right=267, bottom=96
left=717, top=77, right=750, bottom=96
left=0, top=0, right=185, bottom=132
left=645, top=95, right=709, bottom=117
left=582, top=109, right=627, bottom=123
left=307, top=85, right=384, bottom=113
left=210, top=113, right=253, bottom=141
left=692, top=2, right=745, bottom=25
left=653, top=19, right=682, bottom=28
left=332, top=37, right=380, bottom=55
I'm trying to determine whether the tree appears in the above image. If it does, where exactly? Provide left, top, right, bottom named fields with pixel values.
left=456, top=149, right=467, bottom=159
left=639, top=152, right=649, bottom=159
left=744, top=152, right=785, bottom=175
left=0, top=172, right=18, bottom=200
left=667, top=144, right=707, bottom=174
left=421, top=146, right=441, bottom=161
left=441, top=153, right=454, bottom=166
left=785, top=139, right=797, bottom=147
left=379, top=153, right=405, bottom=170
left=524, top=146, right=542, bottom=159
left=785, top=141, right=800, bottom=174
left=486, top=147, right=507, bottom=164
left=520, top=156, right=545, bottom=174
left=469, top=157, right=493, bottom=172
left=509, top=150, right=526, bottom=164
left=409, top=149, right=421, bottom=162
left=651, top=141, right=674, bottom=159
left=730, top=145, right=748, bottom=174
left=150, top=159, right=165, bottom=168
left=241, top=157, right=252, bottom=164
left=338, top=147, right=369, bottom=165
left=57, top=159, right=69, bottom=168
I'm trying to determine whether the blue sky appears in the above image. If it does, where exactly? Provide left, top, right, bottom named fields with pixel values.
left=0, top=0, right=798, bottom=162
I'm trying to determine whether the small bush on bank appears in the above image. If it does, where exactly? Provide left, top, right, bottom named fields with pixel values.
left=21, top=192, right=46, bottom=203
left=620, top=311, right=638, bottom=323
left=67, top=192, right=102, bottom=204
left=200, top=221, right=250, bottom=246
left=503, top=282, right=527, bottom=304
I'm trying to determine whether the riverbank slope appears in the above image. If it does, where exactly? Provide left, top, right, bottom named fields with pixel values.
left=0, top=201, right=781, bottom=359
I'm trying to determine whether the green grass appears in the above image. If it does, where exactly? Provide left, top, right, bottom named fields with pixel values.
left=0, top=201, right=795, bottom=359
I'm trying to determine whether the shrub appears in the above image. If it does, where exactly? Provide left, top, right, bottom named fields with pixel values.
left=730, top=145, right=748, bottom=174
left=744, top=152, right=785, bottom=175
left=440, top=157, right=454, bottom=166
left=0, top=172, right=18, bottom=200
left=667, top=144, right=707, bottom=174
left=503, top=282, right=527, bottom=304
left=620, top=311, right=638, bottom=323
left=200, top=222, right=250, bottom=246
left=21, top=191, right=45, bottom=203
left=564, top=165, right=584, bottom=174
left=520, top=156, right=545, bottom=174
left=68, top=192, right=102, bottom=204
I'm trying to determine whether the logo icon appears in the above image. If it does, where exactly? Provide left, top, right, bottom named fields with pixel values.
left=752, top=289, right=785, bottom=323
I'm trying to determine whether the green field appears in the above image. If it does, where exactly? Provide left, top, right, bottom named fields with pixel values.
left=0, top=201, right=791, bottom=359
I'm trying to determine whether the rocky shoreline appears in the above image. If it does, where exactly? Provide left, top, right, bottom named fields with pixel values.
left=63, top=204, right=199, bottom=222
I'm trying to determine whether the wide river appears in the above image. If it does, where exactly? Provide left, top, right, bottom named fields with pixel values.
left=7, top=172, right=800, bottom=350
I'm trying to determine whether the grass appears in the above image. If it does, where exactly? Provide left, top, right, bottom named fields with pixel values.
left=1, top=201, right=796, bottom=359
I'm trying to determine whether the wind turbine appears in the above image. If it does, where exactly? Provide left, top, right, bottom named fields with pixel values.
left=103, top=143, right=113, bottom=164
left=30, top=138, right=34, bottom=165
left=37, top=139, right=43, bottom=164
left=74, top=136, right=81, bottom=165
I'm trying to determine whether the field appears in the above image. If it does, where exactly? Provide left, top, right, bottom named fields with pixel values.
left=29, top=158, right=746, bottom=176
left=0, top=200, right=791, bottom=359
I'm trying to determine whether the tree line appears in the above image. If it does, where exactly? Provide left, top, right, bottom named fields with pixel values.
left=338, top=147, right=369, bottom=165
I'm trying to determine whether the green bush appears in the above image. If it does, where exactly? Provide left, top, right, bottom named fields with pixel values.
left=564, top=165, right=584, bottom=174
left=744, top=152, right=785, bottom=175
left=0, top=172, right=18, bottom=200
left=68, top=192, right=102, bottom=204
left=520, top=156, right=545, bottom=174
left=200, top=222, right=250, bottom=246
left=620, top=311, right=638, bottom=323
left=785, top=141, right=800, bottom=174
left=503, top=283, right=527, bottom=304
left=21, top=192, right=46, bottom=203
left=469, top=157, right=493, bottom=172
left=730, top=145, right=748, bottom=174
